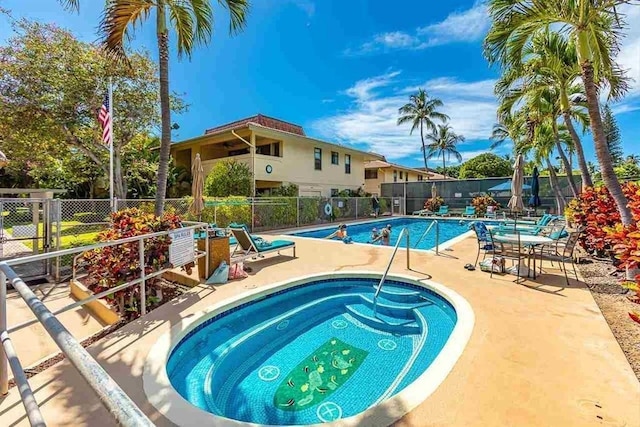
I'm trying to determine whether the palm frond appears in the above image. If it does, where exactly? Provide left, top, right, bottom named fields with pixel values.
left=99, top=0, right=154, bottom=60
left=58, top=0, right=80, bottom=12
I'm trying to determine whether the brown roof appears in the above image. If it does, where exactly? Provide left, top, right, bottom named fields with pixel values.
left=204, top=114, right=305, bottom=136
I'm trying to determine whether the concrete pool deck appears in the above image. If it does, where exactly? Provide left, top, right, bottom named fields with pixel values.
left=1, top=233, right=639, bottom=426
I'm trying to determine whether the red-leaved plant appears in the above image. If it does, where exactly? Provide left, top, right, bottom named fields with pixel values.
left=471, top=195, right=500, bottom=216
left=81, top=208, right=182, bottom=320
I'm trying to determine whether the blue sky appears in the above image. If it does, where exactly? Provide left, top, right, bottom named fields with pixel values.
left=1, top=0, right=639, bottom=168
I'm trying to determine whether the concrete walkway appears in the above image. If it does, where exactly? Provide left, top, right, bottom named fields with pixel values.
left=0, top=234, right=638, bottom=426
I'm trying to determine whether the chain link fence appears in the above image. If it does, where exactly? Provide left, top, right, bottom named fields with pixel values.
left=382, top=175, right=582, bottom=215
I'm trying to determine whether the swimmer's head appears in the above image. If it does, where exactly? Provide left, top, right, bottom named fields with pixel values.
left=339, top=223, right=347, bottom=229
left=386, top=224, right=392, bottom=230
left=372, top=228, right=378, bottom=233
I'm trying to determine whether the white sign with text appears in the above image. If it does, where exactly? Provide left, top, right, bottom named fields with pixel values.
left=169, top=228, right=194, bottom=267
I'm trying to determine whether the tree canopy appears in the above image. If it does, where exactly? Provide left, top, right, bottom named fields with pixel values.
left=204, top=160, right=252, bottom=197
left=458, top=153, right=513, bottom=179
left=0, top=19, right=185, bottom=197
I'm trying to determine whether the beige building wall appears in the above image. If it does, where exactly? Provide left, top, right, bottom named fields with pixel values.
left=170, top=125, right=372, bottom=197
left=365, top=167, right=426, bottom=195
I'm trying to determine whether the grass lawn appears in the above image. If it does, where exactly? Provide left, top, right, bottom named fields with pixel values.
left=4, top=221, right=104, bottom=250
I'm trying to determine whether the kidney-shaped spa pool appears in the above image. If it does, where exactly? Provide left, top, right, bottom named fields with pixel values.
left=144, top=272, right=474, bottom=426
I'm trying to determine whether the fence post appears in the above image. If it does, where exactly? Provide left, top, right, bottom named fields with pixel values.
left=296, top=197, right=300, bottom=228
left=138, top=238, right=146, bottom=317
left=0, top=269, right=8, bottom=395
left=55, top=200, right=62, bottom=282
left=355, top=198, right=358, bottom=220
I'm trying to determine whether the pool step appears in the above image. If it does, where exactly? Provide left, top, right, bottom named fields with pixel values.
left=345, top=303, right=420, bottom=334
left=360, top=296, right=433, bottom=316
left=372, top=286, right=424, bottom=303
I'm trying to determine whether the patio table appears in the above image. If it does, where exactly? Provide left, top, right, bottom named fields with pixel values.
left=493, top=234, right=554, bottom=279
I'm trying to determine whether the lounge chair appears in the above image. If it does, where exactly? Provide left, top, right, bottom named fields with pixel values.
left=462, top=206, right=476, bottom=218
left=434, top=206, right=450, bottom=217
left=229, top=227, right=296, bottom=262
left=412, top=209, right=432, bottom=216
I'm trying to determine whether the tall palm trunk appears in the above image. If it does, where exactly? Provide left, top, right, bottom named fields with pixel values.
left=546, top=157, right=566, bottom=214
left=551, top=126, right=578, bottom=197
left=154, top=5, right=171, bottom=217
left=442, top=153, right=446, bottom=180
left=562, top=111, right=592, bottom=188
left=581, top=61, right=632, bottom=225
left=420, top=122, right=429, bottom=180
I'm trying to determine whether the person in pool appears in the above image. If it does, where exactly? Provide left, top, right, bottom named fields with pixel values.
left=325, top=223, right=348, bottom=240
left=372, top=224, right=392, bottom=245
left=369, top=227, right=380, bottom=243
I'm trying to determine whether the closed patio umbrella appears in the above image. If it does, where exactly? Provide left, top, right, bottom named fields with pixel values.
left=507, top=154, right=525, bottom=213
left=0, top=150, right=7, bottom=167
left=189, top=153, right=205, bottom=220
left=528, top=166, right=541, bottom=209
left=431, top=182, right=437, bottom=199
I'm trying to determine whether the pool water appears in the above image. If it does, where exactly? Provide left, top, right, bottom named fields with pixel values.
left=290, top=217, right=475, bottom=250
left=166, top=278, right=457, bottom=425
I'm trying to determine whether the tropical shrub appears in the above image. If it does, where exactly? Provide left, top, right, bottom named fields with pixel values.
left=471, top=195, right=500, bottom=216
left=268, top=183, right=299, bottom=197
left=565, top=182, right=639, bottom=257
left=424, top=196, right=444, bottom=212
left=81, top=208, right=182, bottom=320
left=204, top=160, right=252, bottom=197
left=254, top=197, right=297, bottom=230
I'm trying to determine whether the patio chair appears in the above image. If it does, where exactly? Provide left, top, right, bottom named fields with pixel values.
left=434, top=205, right=450, bottom=217
left=471, top=221, right=501, bottom=267
left=538, top=230, right=580, bottom=286
left=462, top=206, right=476, bottom=218
left=487, top=228, right=526, bottom=280
left=229, top=227, right=296, bottom=263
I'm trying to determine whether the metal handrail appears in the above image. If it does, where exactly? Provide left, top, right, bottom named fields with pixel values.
left=0, top=221, right=208, bottom=426
left=373, top=228, right=410, bottom=315
left=414, top=219, right=440, bottom=254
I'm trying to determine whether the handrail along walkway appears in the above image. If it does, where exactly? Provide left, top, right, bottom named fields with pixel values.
left=373, top=227, right=411, bottom=315
left=0, top=221, right=208, bottom=426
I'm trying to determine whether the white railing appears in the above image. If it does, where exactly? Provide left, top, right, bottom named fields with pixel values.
left=0, top=221, right=208, bottom=426
left=372, top=228, right=411, bottom=315
left=414, top=219, right=440, bottom=254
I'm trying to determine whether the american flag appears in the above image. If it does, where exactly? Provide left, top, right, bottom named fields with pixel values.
left=98, top=93, right=112, bottom=146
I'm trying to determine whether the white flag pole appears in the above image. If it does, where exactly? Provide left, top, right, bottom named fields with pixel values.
left=108, top=77, right=115, bottom=212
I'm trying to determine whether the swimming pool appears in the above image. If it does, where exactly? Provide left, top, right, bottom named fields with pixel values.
left=289, top=217, right=476, bottom=250
left=144, top=272, right=474, bottom=426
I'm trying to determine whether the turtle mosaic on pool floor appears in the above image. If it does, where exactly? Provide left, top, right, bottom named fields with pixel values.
left=273, top=337, right=368, bottom=411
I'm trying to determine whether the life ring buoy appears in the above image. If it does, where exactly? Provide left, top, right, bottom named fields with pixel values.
left=324, top=203, right=333, bottom=216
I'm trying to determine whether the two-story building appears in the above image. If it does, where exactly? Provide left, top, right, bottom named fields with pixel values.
left=170, top=115, right=383, bottom=197
left=364, top=160, right=449, bottom=196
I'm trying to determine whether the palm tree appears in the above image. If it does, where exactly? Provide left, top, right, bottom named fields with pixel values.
left=100, top=0, right=249, bottom=216
left=58, top=0, right=79, bottom=11
left=496, top=31, right=596, bottom=187
left=398, top=89, right=449, bottom=178
left=484, top=0, right=633, bottom=225
left=425, top=124, right=464, bottom=179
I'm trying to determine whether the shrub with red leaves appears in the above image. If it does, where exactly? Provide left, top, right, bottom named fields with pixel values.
left=81, top=208, right=182, bottom=320
left=565, top=182, right=639, bottom=257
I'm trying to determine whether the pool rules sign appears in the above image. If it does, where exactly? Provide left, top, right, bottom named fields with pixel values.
left=168, top=228, right=195, bottom=267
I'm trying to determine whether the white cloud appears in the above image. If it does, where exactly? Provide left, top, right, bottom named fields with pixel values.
left=344, top=1, right=489, bottom=55
left=310, top=72, right=498, bottom=162
left=416, top=1, right=489, bottom=45
left=290, top=0, right=315, bottom=18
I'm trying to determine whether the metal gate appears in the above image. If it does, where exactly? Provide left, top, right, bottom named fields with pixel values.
left=0, top=198, right=60, bottom=281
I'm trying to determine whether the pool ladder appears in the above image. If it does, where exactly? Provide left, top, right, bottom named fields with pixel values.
left=414, top=220, right=440, bottom=255
left=373, top=221, right=441, bottom=316
left=373, top=228, right=410, bottom=316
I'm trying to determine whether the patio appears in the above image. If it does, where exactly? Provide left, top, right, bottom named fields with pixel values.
left=0, top=232, right=638, bottom=426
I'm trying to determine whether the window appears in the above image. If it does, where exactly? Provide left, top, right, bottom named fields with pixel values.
left=405, top=172, right=409, bottom=182
left=272, top=142, right=280, bottom=157
left=331, top=188, right=339, bottom=197
left=393, top=170, right=398, bottom=182
left=331, top=151, right=339, bottom=165
left=365, top=169, right=378, bottom=179
left=345, top=154, right=351, bottom=174
left=228, top=148, right=249, bottom=156
left=399, top=171, right=403, bottom=179
left=418, top=175, right=424, bottom=181
left=256, top=144, right=270, bottom=155
left=314, top=148, right=322, bottom=170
